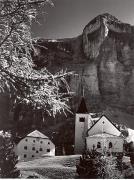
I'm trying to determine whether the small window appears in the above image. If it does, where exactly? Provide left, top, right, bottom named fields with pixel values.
left=97, top=142, right=101, bottom=148
left=40, top=141, right=43, bottom=144
left=48, top=142, right=50, bottom=145
left=24, top=154, right=27, bottom=158
left=36, top=150, right=39, bottom=153
left=109, top=142, right=113, bottom=148
left=24, top=146, right=27, bottom=150
left=40, top=148, right=43, bottom=151
left=79, top=117, right=85, bottom=122
left=32, top=155, right=34, bottom=158
left=25, top=139, right=28, bottom=142
left=32, top=147, right=35, bottom=151
left=47, top=149, right=50, bottom=152
left=33, top=140, right=35, bottom=143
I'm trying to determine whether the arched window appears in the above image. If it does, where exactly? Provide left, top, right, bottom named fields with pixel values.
left=97, top=142, right=101, bottom=148
left=109, top=142, right=113, bottom=148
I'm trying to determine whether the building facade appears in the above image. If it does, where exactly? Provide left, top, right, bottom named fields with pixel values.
left=75, top=98, right=124, bottom=154
left=15, top=130, right=55, bottom=161
left=86, top=115, right=124, bottom=153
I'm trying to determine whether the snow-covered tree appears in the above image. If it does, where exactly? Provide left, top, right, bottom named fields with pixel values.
left=0, top=0, right=72, bottom=116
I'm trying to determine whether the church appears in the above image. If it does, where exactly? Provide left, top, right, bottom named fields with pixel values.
left=75, top=97, right=124, bottom=154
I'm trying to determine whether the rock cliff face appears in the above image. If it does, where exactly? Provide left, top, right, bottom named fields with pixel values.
left=29, top=13, right=134, bottom=128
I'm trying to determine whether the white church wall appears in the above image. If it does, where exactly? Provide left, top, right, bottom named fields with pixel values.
left=86, top=136, right=124, bottom=153
left=16, top=137, right=55, bottom=161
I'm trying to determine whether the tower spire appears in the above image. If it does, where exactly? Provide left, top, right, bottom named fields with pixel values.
left=81, top=68, right=84, bottom=97
left=77, top=97, right=88, bottom=113
left=82, top=88, right=85, bottom=97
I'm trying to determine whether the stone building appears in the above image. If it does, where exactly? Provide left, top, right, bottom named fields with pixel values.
left=15, top=130, right=55, bottom=161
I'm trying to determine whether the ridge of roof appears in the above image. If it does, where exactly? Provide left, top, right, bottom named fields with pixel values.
left=27, top=130, right=49, bottom=139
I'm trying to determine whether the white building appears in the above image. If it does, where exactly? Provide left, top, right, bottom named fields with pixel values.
left=75, top=97, right=124, bottom=154
left=15, top=130, right=55, bottom=161
left=86, top=115, right=124, bottom=153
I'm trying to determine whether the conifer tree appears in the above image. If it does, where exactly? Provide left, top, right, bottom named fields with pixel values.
left=0, top=131, right=20, bottom=178
left=76, top=148, right=123, bottom=178
left=0, top=0, right=72, bottom=117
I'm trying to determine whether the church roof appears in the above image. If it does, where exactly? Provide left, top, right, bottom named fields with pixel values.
left=27, top=130, right=49, bottom=139
left=87, top=115, right=121, bottom=137
left=77, top=97, right=88, bottom=113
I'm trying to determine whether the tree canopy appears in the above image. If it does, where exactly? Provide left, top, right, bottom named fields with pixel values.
left=0, top=0, right=72, bottom=116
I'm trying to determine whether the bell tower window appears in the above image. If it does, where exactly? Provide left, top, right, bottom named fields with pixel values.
left=79, top=117, right=85, bottom=122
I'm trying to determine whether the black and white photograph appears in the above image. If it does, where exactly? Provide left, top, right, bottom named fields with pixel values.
left=0, top=0, right=134, bottom=178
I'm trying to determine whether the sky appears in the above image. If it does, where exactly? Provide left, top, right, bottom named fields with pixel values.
left=32, top=0, right=134, bottom=39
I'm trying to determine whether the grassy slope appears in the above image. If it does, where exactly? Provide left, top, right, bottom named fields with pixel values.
left=17, top=155, right=134, bottom=179
left=17, top=155, right=80, bottom=179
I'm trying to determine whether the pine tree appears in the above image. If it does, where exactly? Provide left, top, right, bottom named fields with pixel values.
left=76, top=148, right=123, bottom=178
left=0, top=131, right=20, bottom=178
left=129, top=141, right=134, bottom=166
left=97, top=155, right=123, bottom=179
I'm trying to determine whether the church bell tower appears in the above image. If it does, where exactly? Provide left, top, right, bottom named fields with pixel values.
left=74, top=97, right=92, bottom=154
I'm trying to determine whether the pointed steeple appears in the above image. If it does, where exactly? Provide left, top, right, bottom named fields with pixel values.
left=77, top=97, right=88, bottom=113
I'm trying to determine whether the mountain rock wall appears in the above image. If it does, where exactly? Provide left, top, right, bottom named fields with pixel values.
left=33, top=13, right=134, bottom=128
left=1, top=13, right=134, bottom=129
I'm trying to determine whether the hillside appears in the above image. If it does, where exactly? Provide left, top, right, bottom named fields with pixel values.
left=17, top=155, right=134, bottom=179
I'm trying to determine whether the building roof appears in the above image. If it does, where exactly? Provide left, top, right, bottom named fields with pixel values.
left=27, top=130, right=49, bottom=139
left=77, top=97, right=88, bottom=113
left=87, top=115, right=121, bottom=137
